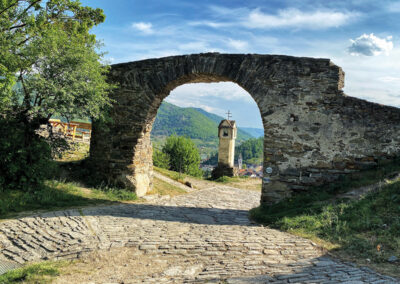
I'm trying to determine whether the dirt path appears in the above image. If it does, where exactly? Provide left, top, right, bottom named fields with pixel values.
left=0, top=184, right=398, bottom=283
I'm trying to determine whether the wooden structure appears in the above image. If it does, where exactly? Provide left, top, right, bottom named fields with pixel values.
left=49, top=119, right=92, bottom=141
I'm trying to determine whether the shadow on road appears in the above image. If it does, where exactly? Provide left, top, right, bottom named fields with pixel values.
left=62, top=203, right=258, bottom=226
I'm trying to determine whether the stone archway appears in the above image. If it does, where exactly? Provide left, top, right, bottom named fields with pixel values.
left=89, top=53, right=400, bottom=204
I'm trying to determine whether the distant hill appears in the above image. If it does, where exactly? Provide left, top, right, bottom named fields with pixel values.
left=193, top=108, right=224, bottom=124
left=152, top=102, right=253, bottom=142
left=240, top=127, right=264, bottom=138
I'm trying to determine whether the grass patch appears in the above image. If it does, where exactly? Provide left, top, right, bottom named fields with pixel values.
left=0, top=260, right=69, bottom=284
left=214, top=176, right=244, bottom=183
left=55, top=142, right=90, bottom=162
left=0, top=180, right=137, bottom=219
left=154, top=167, right=191, bottom=183
left=148, top=177, right=187, bottom=197
left=250, top=168, right=400, bottom=277
left=213, top=175, right=261, bottom=191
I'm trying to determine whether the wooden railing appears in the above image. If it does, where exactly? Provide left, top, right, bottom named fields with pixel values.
left=49, top=119, right=92, bottom=141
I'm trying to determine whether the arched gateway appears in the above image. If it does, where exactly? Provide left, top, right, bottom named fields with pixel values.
left=89, top=53, right=400, bottom=204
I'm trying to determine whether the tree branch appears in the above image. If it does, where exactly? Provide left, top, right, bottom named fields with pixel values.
left=8, top=0, right=42, bottom=29
left=9, top=23, right=27, bottom=30
left=19, top=71, right=31, bottom=110
left=0, top=0, right=20, bottom=16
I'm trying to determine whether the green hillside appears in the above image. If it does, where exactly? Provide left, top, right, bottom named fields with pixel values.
left=151, top=102, right=254, bottom=157
left=152, top=102, right=220, bottom=141
left=151, top=102, right=254, bottom=142
left=192, top=107, right=254, bottom=140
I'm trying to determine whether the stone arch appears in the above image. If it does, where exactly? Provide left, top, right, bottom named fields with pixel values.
left=89, top=53, right=400, bottom=204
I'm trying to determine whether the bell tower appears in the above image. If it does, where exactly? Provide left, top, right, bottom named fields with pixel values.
left=212, top=111, right=238, bottom=179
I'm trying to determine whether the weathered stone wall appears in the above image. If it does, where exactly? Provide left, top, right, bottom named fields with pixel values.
left=89, top=53, right=400, bottom=203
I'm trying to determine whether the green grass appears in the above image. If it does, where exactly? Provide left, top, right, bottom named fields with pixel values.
left=56, top=142, right=90, bottom=162
left=0, top=180, right=137, bottom=219
left=154, top=166, right=191, bottom=182
left=214, top=176, right=245, bottom=183
left=250, top=162, right=400, bottom=277
left=148, top=177, right=188, bottom=197
left=0, top=261, right=67, bottom=284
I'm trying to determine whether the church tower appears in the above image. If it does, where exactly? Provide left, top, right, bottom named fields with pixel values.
left=212, top=111, right=238, bottom=178
left=217, top=119, right=237, bottom=167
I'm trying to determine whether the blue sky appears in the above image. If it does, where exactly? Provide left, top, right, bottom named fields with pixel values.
left=82, top=0, right=400, bottom=128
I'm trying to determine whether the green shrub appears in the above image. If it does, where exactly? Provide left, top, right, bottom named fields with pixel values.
left=153, top=149, right=170, bottom=169
left=162, top=135, right=203, bottom=177
left=0, top=119, right=55, bottom=191
left=215, top=176, right=231, bottom=183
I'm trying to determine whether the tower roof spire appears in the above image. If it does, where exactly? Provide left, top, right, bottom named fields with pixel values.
left=226, top=110, right=232, bottom=120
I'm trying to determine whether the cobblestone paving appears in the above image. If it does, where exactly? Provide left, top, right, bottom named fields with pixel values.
left=0, top=186, right=398, bottom=283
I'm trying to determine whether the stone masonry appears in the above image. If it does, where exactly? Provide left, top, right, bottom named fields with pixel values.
left=89, top=53, right=400, bottom=203
left=212, top=119, right=238, bottom=179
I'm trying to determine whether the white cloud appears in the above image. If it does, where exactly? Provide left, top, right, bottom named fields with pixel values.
left=190, top=7, right=357, bottom=30
left=164, top=82, right=262, bottom=127
left=188, top=21, right=230, bottom=28
left=132, top=22, right=154, bottom=34
left=378, top=76, right=400, bottom=83
left=165, top=97, right=224, bottom=114
left=387, top=2, right=400, bottom=12
left=348, top=33, right=393, bottom=56
left=170, top=82, right=253, bottom=102
left=227, top=39, right=248, bottom=51
left=331, top=46, right=400, bottom=108
left=244, top=8, right=357, bottom=29
left=178, top=41, right=209, bottom=52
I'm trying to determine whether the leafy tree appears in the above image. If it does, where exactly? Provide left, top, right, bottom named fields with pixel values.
left=0, top=0, right=112, bottom=190
left=162, top=135, right=202, bottom=177
left=235, top=137, right=263, bottom=165
left=1, top=0, right=111, bottom=124
left=153, top=149, right=170, bottom=169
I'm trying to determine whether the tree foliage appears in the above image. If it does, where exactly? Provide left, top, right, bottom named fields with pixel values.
left=161, top=135, right=202, bottom=177
left=235, top=137, right=263, bottom=165
left=153, top=149, right=170, bottom=169
left=0, top=0, right=112, bottom=190
left=0, top=119, right=53, bottom=191
left=0, top=0, right=111, bottom=122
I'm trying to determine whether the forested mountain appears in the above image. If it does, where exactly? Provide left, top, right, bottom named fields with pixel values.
left=151, top=102, right=253, bottom=142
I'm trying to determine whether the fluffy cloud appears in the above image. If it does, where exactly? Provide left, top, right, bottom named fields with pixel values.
left=378, top=76, right=400, bottom=83
left=227, top=39, right=248, bottom=51
left=165, top=82, right=262, bottom=128
left=169, top=82, right=253, bottom=102
left=348, top=33, right=393, bottom=56
left=189, top=7, right=357, bottom=30
left=188, top=21, right=230, bottom=28
left=178, top=41, right=209, bottom=52
left=244, top=8, right=357, bottom=29
left=132, top=22, right=154, bottom=34
left=387, top=2, right=400, bottom=13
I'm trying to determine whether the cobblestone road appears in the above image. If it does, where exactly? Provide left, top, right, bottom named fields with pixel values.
left=0, top=186, right=398, bottom=283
